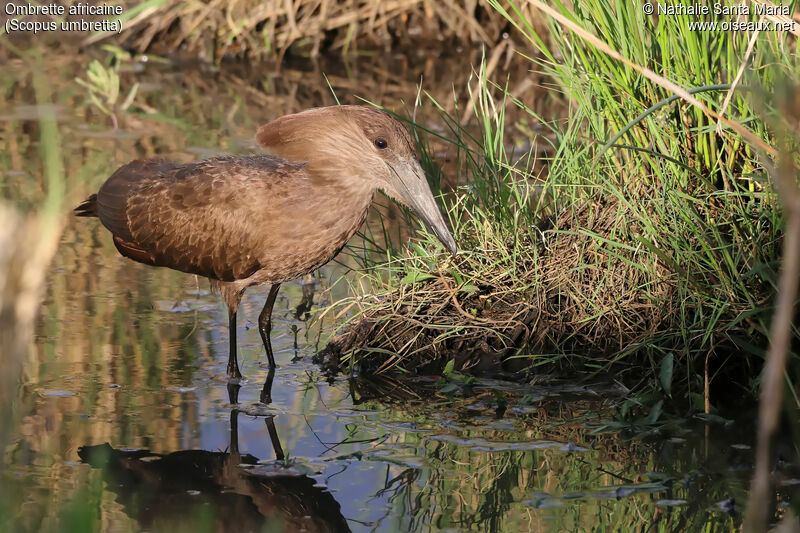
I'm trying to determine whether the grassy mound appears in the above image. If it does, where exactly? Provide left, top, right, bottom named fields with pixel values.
left=321, top=1, right=799, bottom=404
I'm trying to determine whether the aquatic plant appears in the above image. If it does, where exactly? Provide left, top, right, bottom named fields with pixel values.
left=75, top=57, right=140, bottom=129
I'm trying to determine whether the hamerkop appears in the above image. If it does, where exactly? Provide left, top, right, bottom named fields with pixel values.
left=75, top=106, right=457, bottom=380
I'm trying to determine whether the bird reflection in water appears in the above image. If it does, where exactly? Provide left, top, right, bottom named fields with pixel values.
left=78, top=377, right=350, bottom=533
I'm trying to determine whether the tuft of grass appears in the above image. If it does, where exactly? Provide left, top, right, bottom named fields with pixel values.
left=322, top=1, right=800, bottom=410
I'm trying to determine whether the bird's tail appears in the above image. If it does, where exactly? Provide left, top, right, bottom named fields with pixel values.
left=74, top=194, right=98, bottom=217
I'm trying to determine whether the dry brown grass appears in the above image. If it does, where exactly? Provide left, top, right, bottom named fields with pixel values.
left=535, top=196, right=675, bottom=355
left=86, top=0, right=511, bottom=60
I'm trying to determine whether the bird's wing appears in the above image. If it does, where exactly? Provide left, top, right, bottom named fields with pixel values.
left=97, top=155, right=306, bottom=281
left=96, top=158, right=180, bottom=242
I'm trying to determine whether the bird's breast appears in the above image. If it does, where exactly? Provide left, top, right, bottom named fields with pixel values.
left=246, top=187, right=374, bottom=284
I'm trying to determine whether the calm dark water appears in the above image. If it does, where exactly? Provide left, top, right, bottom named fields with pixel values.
left=1, top=52, right=796, bottom=532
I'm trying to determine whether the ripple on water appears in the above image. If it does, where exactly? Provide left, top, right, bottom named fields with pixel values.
left=428, top=434, right=589, bottom=453
left=40, top=390, right=77, bottom=397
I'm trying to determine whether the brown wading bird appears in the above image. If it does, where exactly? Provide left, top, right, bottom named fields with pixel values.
left=75, top=106, right=457, bottom=381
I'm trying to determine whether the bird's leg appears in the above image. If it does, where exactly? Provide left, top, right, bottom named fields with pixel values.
left=229, top=406, right=240, bottom=458
left=227, top=405, right=241, bottom=481
left=258, top=284, right=281, bottom=368
left=265, top=416, right=285, bottom=462
left=260, top=366, right=276, bottom=405
left=227, top=381, right=241, bottom=405
left=227, top=308, right=242, bottom=380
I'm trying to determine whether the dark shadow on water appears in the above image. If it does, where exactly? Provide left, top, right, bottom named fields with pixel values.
left=349, top=374, right=428, bottom=405
left=79, top=375, right=350, bottom=533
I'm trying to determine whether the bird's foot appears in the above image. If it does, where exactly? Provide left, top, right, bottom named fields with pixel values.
left=226, top=369, right=243, bottom=385
left=226, top=359, right=243, bottom=383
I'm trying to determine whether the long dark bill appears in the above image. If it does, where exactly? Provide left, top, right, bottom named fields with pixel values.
left=390, top=160, right=457, bottom=256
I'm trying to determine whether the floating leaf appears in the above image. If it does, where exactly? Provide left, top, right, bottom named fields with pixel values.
left=439, top=383, right=460, bottom=394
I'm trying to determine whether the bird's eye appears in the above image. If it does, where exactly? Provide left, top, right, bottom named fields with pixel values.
left=374, top=138, right=388, bottom=149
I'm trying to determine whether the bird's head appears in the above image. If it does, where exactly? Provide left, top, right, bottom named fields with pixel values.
left=256, top=105, right=457, bottom=256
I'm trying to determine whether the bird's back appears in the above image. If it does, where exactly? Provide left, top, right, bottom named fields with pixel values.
left=79, top=155, right=304, bottom=280
left=76, top=154, right=372, bottom=285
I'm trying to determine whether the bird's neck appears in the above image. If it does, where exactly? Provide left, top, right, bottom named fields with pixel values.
left=268, top=142, right=380, bottom=245
left=304, top=147, right=381, bottom=211
left=309, top=166, right=376, bottom=226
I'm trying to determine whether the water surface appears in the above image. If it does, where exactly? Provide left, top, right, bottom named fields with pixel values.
left=1, top=52, right=795, bottom=532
